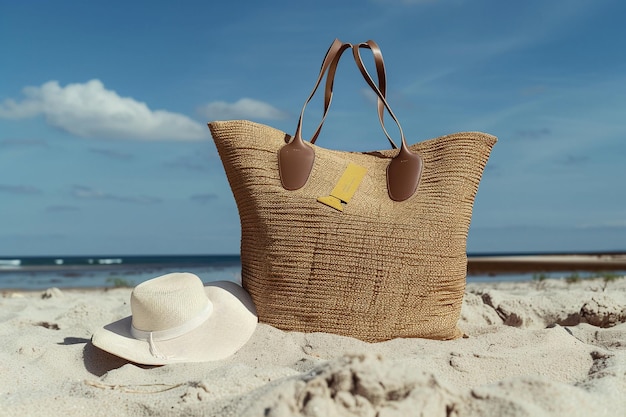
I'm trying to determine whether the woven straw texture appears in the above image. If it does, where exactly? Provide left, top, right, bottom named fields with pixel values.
left=209, top=120, right=496, bottom=342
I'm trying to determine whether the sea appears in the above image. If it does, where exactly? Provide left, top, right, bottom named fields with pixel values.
left=0, top=255, right=242, bottom=291
left=0, top=253, right=619, bottom=291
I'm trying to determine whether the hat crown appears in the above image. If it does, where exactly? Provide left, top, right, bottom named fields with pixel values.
left=130, top=273, right=212, bottom=332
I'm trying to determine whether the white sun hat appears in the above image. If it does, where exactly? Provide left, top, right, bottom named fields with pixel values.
left=91, top=272, right=257, bottom=365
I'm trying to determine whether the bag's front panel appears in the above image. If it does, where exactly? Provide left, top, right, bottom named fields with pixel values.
left=209, top=120, right=496, bottom=342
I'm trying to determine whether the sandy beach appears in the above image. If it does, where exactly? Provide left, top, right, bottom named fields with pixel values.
left=1, top=276, right=625, bottom=417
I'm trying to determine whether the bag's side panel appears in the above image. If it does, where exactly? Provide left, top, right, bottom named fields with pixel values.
left=208, top=120, right=288, bottom=305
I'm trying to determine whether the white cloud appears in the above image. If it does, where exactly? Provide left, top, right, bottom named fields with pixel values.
left=0, top=80, right=207, bottom=140
left=199, top=98, right=287, bottom=121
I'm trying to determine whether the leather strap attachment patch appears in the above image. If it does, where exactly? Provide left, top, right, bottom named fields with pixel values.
left=317, top=163, right=367, bottom=212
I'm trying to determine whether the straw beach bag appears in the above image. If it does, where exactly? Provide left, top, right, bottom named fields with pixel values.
left=208, top=39, right=496, bottom=342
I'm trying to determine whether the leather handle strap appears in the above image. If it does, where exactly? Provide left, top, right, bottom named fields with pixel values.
left=279, top=39, right=390, bottom=192
left=279, top=40, right=353, bottom=191
left=310, top=40, right=391, bottom=147
left=300, top=39, right=352, bottom=145
left=352, top=41, right=403, bottom=152
left=349, top=40, right=391, bottom=148
left=352, top=41, right=423, bottom=201
left=292, top=39, right=390, bottom=146
left=279, top=39, right=422, bottom=201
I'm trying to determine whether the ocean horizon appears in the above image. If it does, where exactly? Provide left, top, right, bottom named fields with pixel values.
left=1, top=252, right=625, bottom=290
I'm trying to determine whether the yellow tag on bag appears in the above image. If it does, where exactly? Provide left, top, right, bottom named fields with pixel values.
left=317, top=162, right=367, bottom=211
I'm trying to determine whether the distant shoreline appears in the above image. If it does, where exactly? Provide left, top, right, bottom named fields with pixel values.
left=467, top=253, right=626, bottom=275
left=1, top=252, right=625, bottom=276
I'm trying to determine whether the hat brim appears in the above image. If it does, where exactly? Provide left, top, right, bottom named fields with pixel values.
left=91, top=280, right=257, bottom=365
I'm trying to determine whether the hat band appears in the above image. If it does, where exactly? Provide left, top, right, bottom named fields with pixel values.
left=130, top=302, right=213, bottom=343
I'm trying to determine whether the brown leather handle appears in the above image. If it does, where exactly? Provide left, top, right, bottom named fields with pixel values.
left=302, top=40, right=353, bottom=145
left=290, top=39, right=391, bottom=147
left=311, top=40, right=391, bottom=146
left=278, top=39, right=353, bottom=191
left=279, top=39, right=422, bottom=201
left=352, top=41, right=423, bottom=202
left=279, top=39, right=391, bottom=191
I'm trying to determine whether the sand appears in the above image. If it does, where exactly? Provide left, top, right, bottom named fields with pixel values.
left=1, top=277, right=625, bottom=417
left=467, top=253, right=626, bottom=275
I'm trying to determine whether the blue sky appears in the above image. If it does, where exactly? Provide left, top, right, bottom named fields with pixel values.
left=1, top=0, right=625, bottom=256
